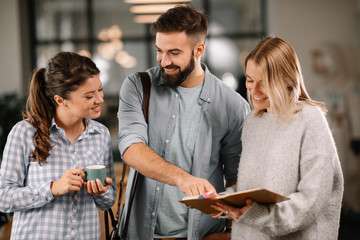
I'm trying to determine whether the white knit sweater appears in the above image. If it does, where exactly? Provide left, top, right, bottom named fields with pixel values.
left=229, top=103, right=343, bottom=240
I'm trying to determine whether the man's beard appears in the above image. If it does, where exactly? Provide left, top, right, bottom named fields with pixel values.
left=161, top=55, right=195, bottom=88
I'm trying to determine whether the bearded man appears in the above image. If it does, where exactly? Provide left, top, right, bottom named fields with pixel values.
left=117, top=5, right=250, bottom=240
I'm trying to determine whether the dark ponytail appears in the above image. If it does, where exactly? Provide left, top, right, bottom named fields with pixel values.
left=23, top=52, right=100, bottom=164
left=23, top=68, right=54, bottom=164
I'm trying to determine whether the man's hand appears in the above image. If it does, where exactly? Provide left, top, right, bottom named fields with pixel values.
left=124, top=143, right=217, bottom=196
left=177, top=174, right=217, bottom=196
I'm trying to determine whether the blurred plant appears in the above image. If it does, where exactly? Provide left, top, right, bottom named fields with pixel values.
left=0, top=94, right=25, bottom=163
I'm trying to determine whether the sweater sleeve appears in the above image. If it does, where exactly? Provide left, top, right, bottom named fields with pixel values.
left=236, top=107, right=343, bottom=237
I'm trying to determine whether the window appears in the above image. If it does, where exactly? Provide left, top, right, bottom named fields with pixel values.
left=27, top=0, right=266, bottom=161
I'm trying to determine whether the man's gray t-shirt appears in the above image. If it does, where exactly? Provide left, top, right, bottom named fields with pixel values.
left=154, top=83, right=203, bottom=238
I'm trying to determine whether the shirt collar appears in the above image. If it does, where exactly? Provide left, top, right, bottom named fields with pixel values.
left=199, top=63, right=212, bottom=103
left=50, top=118, right=101, bottom=134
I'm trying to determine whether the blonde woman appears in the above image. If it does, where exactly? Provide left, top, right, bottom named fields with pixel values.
left=210, top=36, right=344, bottom=240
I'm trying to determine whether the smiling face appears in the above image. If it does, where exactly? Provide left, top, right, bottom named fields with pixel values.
left=58, top=74, right=104, bottom=120
left=245, top=59, right=270, bottom=111
left=156, top=31, right=196, bottom=88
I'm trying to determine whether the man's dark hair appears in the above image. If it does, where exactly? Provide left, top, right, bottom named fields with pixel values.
left=150, top=4, right=208, bottom=44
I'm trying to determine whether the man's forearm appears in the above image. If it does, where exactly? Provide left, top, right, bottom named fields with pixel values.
left=122, top=142, right=190, bottom=186
left=122, top=142, right=217, bottom=196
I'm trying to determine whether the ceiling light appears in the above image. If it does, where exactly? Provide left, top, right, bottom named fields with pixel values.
left=125, top=0, right=192, bottom=24
left=130, top=4, right=178, bottom=14
left=133, top=14, right=161, bottom=23
left=125, top=0, right=191, bottom=3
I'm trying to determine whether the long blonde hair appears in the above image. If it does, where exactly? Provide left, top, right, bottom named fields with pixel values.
left=245, top=36, right=326, bottom=122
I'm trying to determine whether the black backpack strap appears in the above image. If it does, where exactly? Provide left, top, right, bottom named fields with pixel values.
left=120, top=71, right=151, bottom=239
left=104, top=157, right=127, bottom=239
left=139, top=71, right=151, bottom=122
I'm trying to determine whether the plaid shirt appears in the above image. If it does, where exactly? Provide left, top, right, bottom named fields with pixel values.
left=0, top=119, right=116, bottom=240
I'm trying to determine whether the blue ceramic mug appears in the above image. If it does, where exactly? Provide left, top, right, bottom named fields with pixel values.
left=84, top=164, right=106, bottom=185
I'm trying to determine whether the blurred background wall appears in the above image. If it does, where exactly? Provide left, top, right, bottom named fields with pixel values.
left=1, top=0, right=359, bottom=97
left=0, top=0, right=23, bottom=95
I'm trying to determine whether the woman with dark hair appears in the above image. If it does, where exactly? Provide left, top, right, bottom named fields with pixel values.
left=210, top=37, right=344, bottom=239
left=0, top=52, right=116, bottom=240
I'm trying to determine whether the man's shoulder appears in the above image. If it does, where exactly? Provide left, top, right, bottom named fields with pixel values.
left=127, top=67, right=161, bottom=79
left=208, top=76, right=248, bottom=108
left=204, top=75, right=250, bottom=121
left=125, top=67, right=161, bottom=86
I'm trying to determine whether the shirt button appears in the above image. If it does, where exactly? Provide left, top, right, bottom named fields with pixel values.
left=208, top=98, right=211, bottom=101
left=175, top=93, right=179, bottom=97
left=71, top=149, right=75, bottom=153
left=172, top=115, right=175, bottom=118
left=156, top=187, right=160, bottom=191
left=165, top=139, right=169, bottom=143
left=152, top=212, right=156, bottom=216
left=72, top=227, right=75, bottom=230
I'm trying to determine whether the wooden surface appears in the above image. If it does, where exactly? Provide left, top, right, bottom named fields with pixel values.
left=0, top=217, right=12, bottom=240
left=0, top=162, right=128, bottom=240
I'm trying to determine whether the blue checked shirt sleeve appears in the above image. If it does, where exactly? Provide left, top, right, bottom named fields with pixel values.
left=0, top=122, right=54, bottom=213
left=93, top=129, right=116, bottom=211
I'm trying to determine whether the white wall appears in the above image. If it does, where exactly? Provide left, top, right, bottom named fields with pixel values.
left=267, top=0, right=359, bottom=96
left=0, top=0, right=22, bottom=95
